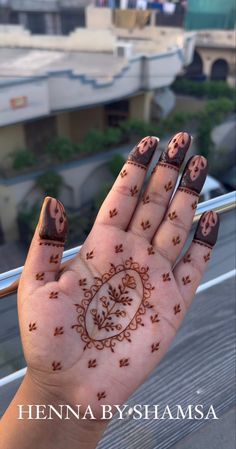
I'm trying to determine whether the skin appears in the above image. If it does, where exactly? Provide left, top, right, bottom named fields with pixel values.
left=0, top=133, right=219, bottom=449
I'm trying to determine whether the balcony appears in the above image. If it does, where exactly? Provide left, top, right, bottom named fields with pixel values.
left=0, top=191, right=235, bottom=447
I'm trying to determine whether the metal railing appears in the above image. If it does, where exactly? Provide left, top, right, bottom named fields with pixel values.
left=0, top=191, right=235, bottom=300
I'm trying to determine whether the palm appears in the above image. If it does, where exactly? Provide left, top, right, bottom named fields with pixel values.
left=18, top=134, right=219, bottom=416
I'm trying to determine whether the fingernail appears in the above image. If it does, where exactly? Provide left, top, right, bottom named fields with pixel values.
left=159, top=132, right=192, bottom=169
left=194, top=211, right=219, bottom=247
left=39, top=197, right=68, bottom=243
left=128, top=136, right=158, bottom=168
left=179, top=155, right=208, bottom=194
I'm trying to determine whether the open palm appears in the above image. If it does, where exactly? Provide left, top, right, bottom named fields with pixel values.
left=18, top=133, right=219, bottom=417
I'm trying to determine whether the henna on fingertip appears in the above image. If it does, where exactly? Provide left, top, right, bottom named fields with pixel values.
left=127, top=136, right=159, bottom=168
left=179, top=155, right=208, bottom=195
left=158, top=131, right=192, bottom=169
left=39, top=197, right=68, bottom=243
left=193, top=211, right=220, bottom=248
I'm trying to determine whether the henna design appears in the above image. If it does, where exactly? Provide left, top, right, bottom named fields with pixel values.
left=79, top=278, right=87, bottom=287
left=120, top=169, right=127, bottom=178
left=130, top=185, right=139, bottom=197
left=97, top=392, right=106, bottom=401
left=183, top=254, right=191, bottom=263
left=173, top=236, right=181, bottom=246
left=39, top=197, right=68, bottom=243
left=49, top=291, right=59, bottom=299
left=52, top=361, right=62, bottom=371
left=159, top=132, right=191, bottom=168
left=109, top=208, right=118, bottom=218
left=191, top=200, right=198, bottom=210
left=174, top=304, right=181, bottom=315
left=168, top=211, right=178, bottom=221
left=150, top=314, right=160, bottom=323
left=36, top=272, right=45, bottom=281
left=50, top=254, right=60, bottom=264
left=162, top=273, right=171, bottom=282
left=182, top=276, right=191, bottom=285
left=194, top=211, right=219, bottom=248
left=39, top=242, right=64, bottom=248
left=128, top=136, right=158, bottom=168
left=127, top=161, right=146, bottom=170
left=147, top=246, right=155, bottom=255
left=204, top=252, right=211, bottom=262
left=29, top=322, right=37, bottom=332
left=180, top=156, right=208, bottom=195
left=151, top=342, right=160, bottom=353
left=115, top=244, right=123, bottom=253
left=86, top=251, right=94, bottom=260
left=142, top=195, right=150, bottom=205
left=54, top=327, right=64, bottom=336
left=71, top=258, right=154, bottom=352
left=164, top=181, right=173, bottom=192
left=88, top=359, right=97, bottom=368
left=119, top=358, right=129, bottom=367
left=141, top=220, right=151, bottom=230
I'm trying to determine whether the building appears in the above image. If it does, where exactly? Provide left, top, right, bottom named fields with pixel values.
left=0, top=5, right=195, bottom=242
left=185, top=0, right=235, bottom=31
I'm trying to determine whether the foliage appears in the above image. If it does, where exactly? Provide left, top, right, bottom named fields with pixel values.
left=12, top=148, right=37, bottom=170
left=46, top=137, right=76, bottom=162
left=108, top=154, right=126, bottom=178
left=36, top=170, right=63, bottom=198
left=172, top=78, right=236, bottom=100
left=102, top=127, right=123, bottom=147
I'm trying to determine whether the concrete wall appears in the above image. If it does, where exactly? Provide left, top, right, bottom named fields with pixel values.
left=130, top=92, right=154, bottom=122
left=0, top=124, right=25, bottom=168
left=69, top=107, right=105, bottom=142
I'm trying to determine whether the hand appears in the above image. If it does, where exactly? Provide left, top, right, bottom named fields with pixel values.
left=18, top=133, right=219, bottom=420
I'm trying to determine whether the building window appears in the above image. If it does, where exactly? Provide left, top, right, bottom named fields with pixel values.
left=27, top=12, right=46, bottom=34
left=60, top=9, right=85, bottom=35
left=105, top=100, right=130, bottom=127
left=24, top=116, right=57, bottom=154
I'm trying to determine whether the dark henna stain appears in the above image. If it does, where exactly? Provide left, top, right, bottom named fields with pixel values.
left=109, top=208, right=118, bottom=218
left=183, top=254, right=191, bottom=263
left=54, top=326, right=64, bottom=336
left=194, top=211, right=219, bottom=248
left=29, top=322, right=37, bottom=332
left=52, top=361, right=62, bottom=371
left=127, top=161, right=146, bottom=170
left=141, top=220, right=151, bottom=230
left=164, top=181, right=173, bottom=192
left=147, top=246, right=155, bottom=255
left=159, top=132, right=191, bottom=168
left=173, top=236, right=181, bottom=246
left=150, top=314, right=160, bottom=323
left=49, top=291, right=59, bottom=299
left=88, top=359, right=97, bottom=368
left=71, top=259, right=154, bottom=352
left=39, top=197, right=68, bottom=243
left=204, top=252, right=211, bottom=262
left=39, top=242, right=64, bottom=248
left=119, top=358, right=129, bottom=367
left=182, top=275, right=191, bottom=285
left=142, top=195, right=150, bottom=205
left=174, top=304, right=181, bottom=315
left=162, top=273, right=171, bottom=282
left=115, top=244, right=123, bottom=253
left=180, top=156, right=208, bottom=195
left=79, top=278, right=87, bottom=287
left=49, top=254, right=60, bottom=264
left=130, top=185, right=139, bottom=197
left=151, top=342, right=160, bottom=353
left=128, top=136, right=158, bottom=168
left=191, top=200, right=198, bottom=210
left=120, top=169, right=127, bottom=178
left=168, top=211, right=178, bottom=221
left=36, top=272, right=45, bottom=281
left=97, top=392, right=106, bottom=401
left=86, top=251, right=94, bottom=260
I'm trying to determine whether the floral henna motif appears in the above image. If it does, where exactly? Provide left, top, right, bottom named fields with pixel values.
left=50, top=254, right=60, bottom=264
left=120, top=169, right=127, bottom=178
left=182, top=276, right=191, bottom=285
left=204, top=252, right=211, bottom=262
left=141, top=220, right=151, bottom=230
left=142, top=195, right=150, bottom=205
left=79, top=278, right=87, bottom=287
left=168, top=211, right=178, bottom=221
left=191, top=200, right=198, bottom=210
left=147, top=246, right=155, bottom=255
left=115, top=244, right=123, bottom=253
left=151, top=342, right=160, bottom=353
left=29, top=322, right=37, bottom=332
left=97, top=392, right=106, bottom=401
left=173, top=236, right=181, bottom=246
left=130, top=185, right=139, bottom=197
left=71, top=259, right=154, bottom=352
left=54, top=327, right=64, bottom=336
left=164, top=181, right=173, bottom=192
left=150, top=314, right=160, bottom=324
left=36, top=272, right=45, bottom=281
left=49, top=291, right=59, bottom=299
left=128, top=136, right=158, bottom=168
left=162, top=273, right=171, bottom=282
left=109, top=208, right=118, bottom=218
left=183, top=254, right=191, bottom=263
left=39, top=197, right=68, bottom=243
left=179, top=156, right=208, bottom=195
left=86, top=251, right=94, bottom=260
left=88, top=359, right=97, bottom=368
left=52, top=361, right=62, bottom=371
left=194, top=211, right=219, bottom=248
left=119, top=358, right=129, bottom=367
left=159, top=132, right=191, bottom=168
left=174, top=304, right=181, bottom=315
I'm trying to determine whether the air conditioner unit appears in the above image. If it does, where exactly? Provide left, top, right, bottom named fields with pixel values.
left=115, top=42, right=133, bottom=59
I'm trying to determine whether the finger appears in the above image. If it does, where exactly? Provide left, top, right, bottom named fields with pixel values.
left=94, top=136, right=159, bottom=230
left=19, top=197, right=68, bottom=294
left=128, top=132, right=192, bottom=240
left=173, top=211, right=220, bottom=306
left=152, top=155, right=208, bottom=264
